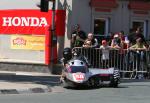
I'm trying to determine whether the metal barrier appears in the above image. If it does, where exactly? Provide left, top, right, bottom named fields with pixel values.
left=74, top=47, right=150, bottom=79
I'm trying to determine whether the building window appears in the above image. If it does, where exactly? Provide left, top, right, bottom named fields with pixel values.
left=132, top=20, right=148, bottom=37
left=94, top=18, right=110, bottom=36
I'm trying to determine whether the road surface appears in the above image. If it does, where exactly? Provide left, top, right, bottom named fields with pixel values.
left=0, top=81, right=150, bottom=103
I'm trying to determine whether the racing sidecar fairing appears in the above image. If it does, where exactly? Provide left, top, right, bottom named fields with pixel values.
left=60, top=59, right=120, bottom=88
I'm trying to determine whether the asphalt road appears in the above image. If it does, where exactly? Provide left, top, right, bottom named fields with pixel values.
left=0, top=81, right=150, bottom=103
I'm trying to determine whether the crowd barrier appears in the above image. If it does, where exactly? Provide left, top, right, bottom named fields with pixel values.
left=73, top=47, right=150, bottom=79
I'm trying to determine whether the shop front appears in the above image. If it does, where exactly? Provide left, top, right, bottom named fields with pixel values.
left=0, top=0, right=66, bottom=73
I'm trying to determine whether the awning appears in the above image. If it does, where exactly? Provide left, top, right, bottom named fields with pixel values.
left=128, top=1, right=150, bottom=11
left=90, top=0, right=118, bottom=8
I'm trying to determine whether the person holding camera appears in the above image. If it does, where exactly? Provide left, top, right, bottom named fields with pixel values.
left=71, top=24, right=86, bottom=48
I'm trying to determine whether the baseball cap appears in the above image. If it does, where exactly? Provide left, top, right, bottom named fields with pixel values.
left=102, top=40, right=107, bottom=45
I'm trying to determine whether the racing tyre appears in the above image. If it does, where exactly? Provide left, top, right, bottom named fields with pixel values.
left=94, top=77, right=102, bottom=87
left=109, top=68, right=120, bottom=88
left=109, top=79, right=119, bottom=88
left=109, top=82, right=118, bottom=88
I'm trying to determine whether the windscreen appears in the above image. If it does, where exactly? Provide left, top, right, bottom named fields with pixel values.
left=70, top=66, right=87, bottom=73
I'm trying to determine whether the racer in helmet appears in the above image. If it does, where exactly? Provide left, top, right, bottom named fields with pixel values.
left=62, top=48, right=90, bottom=67
left=72, top=49, right=90, bottom=67
left=62, top=47, right=72, bottom=65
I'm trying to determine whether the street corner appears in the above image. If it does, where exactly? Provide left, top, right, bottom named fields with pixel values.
left=0, top=86, right=65, bottom=95
left=0, top=87, right=53, bottom=95
left=0, top=81, right=53, bottom=95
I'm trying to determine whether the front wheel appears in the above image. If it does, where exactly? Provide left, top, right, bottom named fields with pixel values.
left=109, top=82, right=118, bottom=88
left=109, top=79, right=120, bottom=88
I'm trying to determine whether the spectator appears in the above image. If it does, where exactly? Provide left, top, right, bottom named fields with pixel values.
left=83, top=38, right=92, bottom=48
left=100, top=40, right=111, bottom=68
left=129, top=37, right=146, bottom=50
left=111, top=33, right=126, bottom=69
left=148, top=45, right=150, bottom=50
left=82, top=33, right=98, bottom=67
left=71, top=24, right=86, bottom=48
left=129, top=37, right=147, bottom=71
left=118, top=31, right=129, bottom=49
left=124, top=35, right=130, bottom=49
left=128, top=28, right=136, bottom=45
left=128, top=27, right=147, bottom=46
left=111, top=34, right=121, bottom=49
left=119, top=31, right=125, bottom=41
left=135, top=27, right=146, bottom=43
left=83, top=33, right=98, bottom=48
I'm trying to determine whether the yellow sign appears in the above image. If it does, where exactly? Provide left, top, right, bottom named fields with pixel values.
left=11, top=35, right=45, bottom=50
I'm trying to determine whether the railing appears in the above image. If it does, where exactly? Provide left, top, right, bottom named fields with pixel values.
left=73, top=47, right=150, bottom=79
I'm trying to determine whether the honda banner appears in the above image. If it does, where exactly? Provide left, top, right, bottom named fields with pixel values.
left=0, top=10, right=66, bottom=36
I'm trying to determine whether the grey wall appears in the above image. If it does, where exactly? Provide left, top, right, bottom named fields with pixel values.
left=72, top=0, right=91, bottom=34
left=58, top=0, right=92, bottom=47
left=111, top=1, right=130, bottom=34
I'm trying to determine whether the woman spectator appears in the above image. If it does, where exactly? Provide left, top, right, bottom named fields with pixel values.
left=129, top=37, right=146, bottom=50
left=111, top=34, right=121, bottom=49
left=129, top=37, right=147, bottom=71
left=82, top=33, right=98, bottom=67
left=111, top=33, right=126, bottom=69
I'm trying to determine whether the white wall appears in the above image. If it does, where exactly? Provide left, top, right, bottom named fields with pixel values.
left=0, top=0, right=47, bottom=64
left=0, top=0, right=39, bottom=9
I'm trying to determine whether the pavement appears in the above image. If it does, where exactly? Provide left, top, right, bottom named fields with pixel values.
left=0, top=71, right=62, bottom=95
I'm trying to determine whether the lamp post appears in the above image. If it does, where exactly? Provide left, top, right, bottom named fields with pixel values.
left=38, top=0, right=56, bottom=66
left=51, top=0, right=57, bottom=48
left=51, top=0, right=57, bottom=71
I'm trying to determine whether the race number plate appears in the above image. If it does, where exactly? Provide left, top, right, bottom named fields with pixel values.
left=73, top=73, right=85, bottom=81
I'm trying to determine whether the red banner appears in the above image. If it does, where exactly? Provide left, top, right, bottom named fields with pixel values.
left=0, top=10, right=66, bottom=36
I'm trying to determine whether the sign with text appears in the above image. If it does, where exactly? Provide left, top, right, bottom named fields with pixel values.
left=0, top=10, right=66, bottom=36
left=11, top=35, right=45, bottom=50
left=0, top=10, right=51, bottom=35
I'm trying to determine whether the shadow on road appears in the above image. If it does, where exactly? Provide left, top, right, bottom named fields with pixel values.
left=0, top=75, right=150, bottom=89
left=63, top=84, right=129, bottom=90
left=0, top=75, right=61, bottom=87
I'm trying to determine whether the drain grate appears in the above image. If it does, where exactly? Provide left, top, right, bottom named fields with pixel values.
left=0, top=89, right=19, bottom=94
left=30, top=88, right=45, bottom=93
